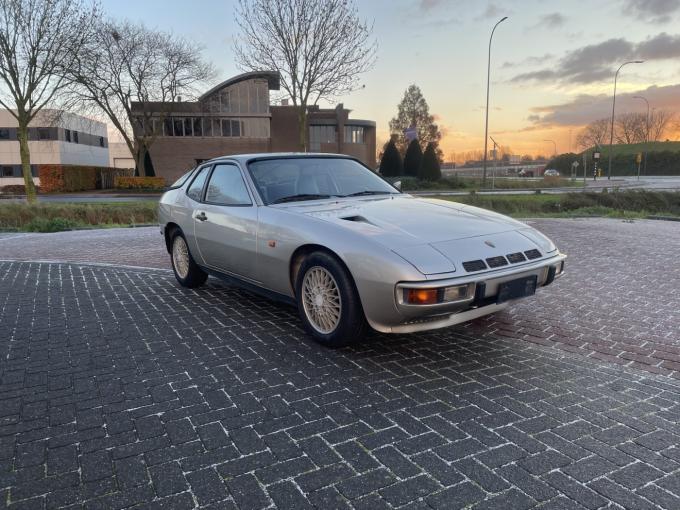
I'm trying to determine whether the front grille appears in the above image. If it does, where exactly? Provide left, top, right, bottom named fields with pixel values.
left=462, top=259, right=487, bottom=272
left=506, top=252, right=527, bottom=264
left=524, top=249, right=542, bottom=260
left=486, top=256, right=509, bottom=268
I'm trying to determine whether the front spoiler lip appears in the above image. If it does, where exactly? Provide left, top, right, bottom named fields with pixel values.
left=390, top=252, right=566, bottom=320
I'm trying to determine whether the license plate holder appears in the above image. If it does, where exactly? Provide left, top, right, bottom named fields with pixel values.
left=496, top=275, right=537, bottom=304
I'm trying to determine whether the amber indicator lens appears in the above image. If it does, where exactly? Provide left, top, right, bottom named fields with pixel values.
left=406, top=288, right=439, bottom=305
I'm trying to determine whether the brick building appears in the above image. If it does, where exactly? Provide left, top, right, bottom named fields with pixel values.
left=131, top=71, right=376, bottom=182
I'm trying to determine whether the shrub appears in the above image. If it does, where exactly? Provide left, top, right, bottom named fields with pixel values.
left=38, top=165, right=96, bottom=192
left=403, top=139, right=423, bottom=177
left=419, top=142, right=441, bottom=181
left=97, top=167, right=134, bottom=189
left=113, top=176, right=166, bottom=190
left=379, top=140, right=403, bottom=177
left=0, top=184, right=41, bottom=195
left=24, top=217, right=79, bottom=233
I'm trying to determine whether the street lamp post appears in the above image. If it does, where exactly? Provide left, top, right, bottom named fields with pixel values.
left=633, top=95, right=649, bottom=178
left=482, top=16, right=508, bottom=187
left=607, top=60, right=643, bottom=180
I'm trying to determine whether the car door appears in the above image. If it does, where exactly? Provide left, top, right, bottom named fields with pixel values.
left=193, top=162, right=259, bottom=281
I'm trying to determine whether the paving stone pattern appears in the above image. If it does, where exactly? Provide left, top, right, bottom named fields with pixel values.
left=2, top=261, right=680, bottom=509
left=2, top=218, right=679, bottom=378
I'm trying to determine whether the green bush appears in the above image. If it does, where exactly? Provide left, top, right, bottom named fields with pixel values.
left=24, top=217, right=79, bottom=233
left=419, top=142, right=441, bottom=181
left=379, top=139, right=403, bottom=177
left=403, top=140, right=423, bottom=178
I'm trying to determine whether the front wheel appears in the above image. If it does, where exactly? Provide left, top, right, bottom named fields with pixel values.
left=295, top=252, right=367, bottom=347
left=170, top=229, right=208, bottom=288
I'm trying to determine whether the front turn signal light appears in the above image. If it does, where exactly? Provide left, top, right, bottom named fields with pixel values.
left=405, top=288, right=439, bottom=305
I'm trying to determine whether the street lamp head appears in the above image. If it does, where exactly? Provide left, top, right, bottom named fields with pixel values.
left=500, top=16, right=508, bottom=22
left=633, top=60, right=644, bottom=64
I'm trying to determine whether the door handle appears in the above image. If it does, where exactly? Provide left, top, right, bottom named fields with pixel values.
left=196, top=212, right=208, bottom=222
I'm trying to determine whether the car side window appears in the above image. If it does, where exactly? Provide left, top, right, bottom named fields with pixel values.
left=205, top=164, right=252, bottom=205
left=186, top=167, right=209, bottom=201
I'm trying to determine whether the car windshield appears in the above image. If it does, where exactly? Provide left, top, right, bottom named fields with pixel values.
left=247, top=157, right=398, bottom=205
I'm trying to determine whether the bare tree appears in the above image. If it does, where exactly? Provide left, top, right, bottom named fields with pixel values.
left=0, top=0, right=97, bottom=202
left=69, top=19, right=214, bottom=176
left=234, top=0, right=377, bottom=150
left=648, top=109, right=674, bottom=142
left=575, top=118, right=610, bottom=150
left=615, top=112, right=646, bottom=144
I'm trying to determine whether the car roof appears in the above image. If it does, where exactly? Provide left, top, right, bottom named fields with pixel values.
left=206, top=152, right=356, bottom=165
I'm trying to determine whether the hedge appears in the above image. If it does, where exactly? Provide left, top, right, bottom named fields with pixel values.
left=547, top=150, right=680, bottom=176
left=113, top=176, right=166, bottom=190
left=37, top=165, right=134, bottom=192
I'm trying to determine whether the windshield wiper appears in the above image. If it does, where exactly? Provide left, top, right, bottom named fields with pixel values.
left=272, top=193, right=332, bottom=204
left=343, top=190, right=396, bottom=197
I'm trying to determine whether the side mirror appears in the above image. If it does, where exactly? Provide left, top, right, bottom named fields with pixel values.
left=393, top=180, right=402, bottom=192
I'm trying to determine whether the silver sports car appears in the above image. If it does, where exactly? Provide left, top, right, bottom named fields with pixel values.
left=159, top=153, right=566, bottom=347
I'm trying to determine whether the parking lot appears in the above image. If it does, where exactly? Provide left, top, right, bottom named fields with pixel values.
left=1, top=218, right=680, bottom=509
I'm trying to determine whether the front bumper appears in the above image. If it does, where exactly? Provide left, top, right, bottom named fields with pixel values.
left=369, top=252, right=566, bottom=334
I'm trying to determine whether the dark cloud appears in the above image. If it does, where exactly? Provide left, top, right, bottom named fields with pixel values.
left=419, top=0, right=444, bottom=10
left=502, top=54, right=554, bottom=69
left=511, top=33, right=680, bottom=85
left=526, top=83, right=680, bottom=126
left=535, top=12, right=566, bottom=29
left=623, top=0, right=680, bottom=23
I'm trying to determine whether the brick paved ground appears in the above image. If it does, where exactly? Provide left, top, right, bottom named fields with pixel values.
left=2, top=259, right=680, bottom=509
left=1, top=218, right=679, bottom=376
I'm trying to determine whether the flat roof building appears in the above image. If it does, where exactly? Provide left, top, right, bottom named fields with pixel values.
left=0, top=109, right=108, bottom=186
left=131, top=71, right=376, bottom=182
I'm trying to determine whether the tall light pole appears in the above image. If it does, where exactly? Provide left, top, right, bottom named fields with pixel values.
left=607, top=60, right=643, bottom=180
left=482, top=16, right=508, bottom=186
left=633, top=95, right=649, bottom=177
left=544, top=139, right=557, bottom=157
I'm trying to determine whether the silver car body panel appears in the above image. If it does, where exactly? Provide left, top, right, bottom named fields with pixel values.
left=159, top=153, right=566, bottom=334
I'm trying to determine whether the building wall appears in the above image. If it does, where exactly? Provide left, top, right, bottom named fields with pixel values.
left=109, top=142, right=135, bottom=169
left=148, top=137, right=270, bottom=183
left=0, top=109, right=109, bottom=184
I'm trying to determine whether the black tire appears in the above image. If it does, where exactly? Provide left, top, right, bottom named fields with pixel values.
left=295, top=251, right=367, bottom=347
left=169, top=228, right=208, bottom=288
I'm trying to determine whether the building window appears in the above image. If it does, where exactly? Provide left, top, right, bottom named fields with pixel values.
left=344, top=126, right=365, bottom=144
left=38, top=128, right=51, bottom=140
left=309, top=125, right=337, bottom=151
left=193, top=118, right=203, bottom=136
left=163, top=118, right=174, bottom=136
left=73, top=131, right=79, bottom=143
left=1, top=166, right=13, bottom=177
left=99, top=136, right=105, bottom=147
left=0, top=129, right=9, bottom=140
left=65, top=129, right=71, bottom=142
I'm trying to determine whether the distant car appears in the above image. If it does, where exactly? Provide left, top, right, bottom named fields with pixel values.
left=544, top=169, right=560, bottom=177
left=159, top=153, right=566, bottom=347
left=518, top=168, right=534, bottom=177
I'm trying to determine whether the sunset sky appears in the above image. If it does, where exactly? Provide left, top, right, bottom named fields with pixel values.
left=103, top=0, right=680, bottom=160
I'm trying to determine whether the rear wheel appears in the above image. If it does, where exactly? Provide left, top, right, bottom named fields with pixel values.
left=295, top=251, right=367, bottom=347
left=170, top=229, right=208, bottom=288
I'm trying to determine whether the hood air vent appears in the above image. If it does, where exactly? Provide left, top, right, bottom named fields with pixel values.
left=524, top=249, right=541, bottom=260
left=463, top=260, right=487, bottom=272
left=486, top=256, right=509, bottom=268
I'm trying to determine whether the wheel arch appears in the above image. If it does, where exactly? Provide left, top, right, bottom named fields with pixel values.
left=164, top=222, right=182, bottom=253
left=289, top=244, right=356, bottom=299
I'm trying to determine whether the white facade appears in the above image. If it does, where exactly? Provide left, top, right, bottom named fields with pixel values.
left=108, top=142, right=135, bottom=169
left=0, top=109, right=109, bottom=185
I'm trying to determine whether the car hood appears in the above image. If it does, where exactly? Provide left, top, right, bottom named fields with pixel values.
left=281, top=196, right=556, bottom=275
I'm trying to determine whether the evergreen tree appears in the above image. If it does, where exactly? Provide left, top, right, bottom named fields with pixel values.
left=419, top=142, right=442, bottom=181
left=379, top=139, right=403, bottom=177
left=403, top=139, right=423, bottom=177
left=389, top=84, right=442, bottom=158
